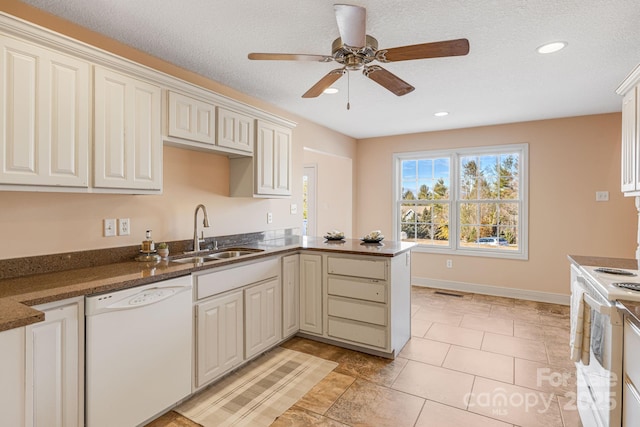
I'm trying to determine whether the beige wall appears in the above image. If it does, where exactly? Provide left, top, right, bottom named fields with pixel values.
left=0, top=1, right=356, bottom=259
left=356, top=114, right=637, bottom=296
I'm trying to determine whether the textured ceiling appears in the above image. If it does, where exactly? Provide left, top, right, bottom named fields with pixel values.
left=18, top=0, right=640, bottom=139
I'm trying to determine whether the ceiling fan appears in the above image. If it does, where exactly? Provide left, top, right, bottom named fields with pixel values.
left=248, top=4, right=469, bottom=100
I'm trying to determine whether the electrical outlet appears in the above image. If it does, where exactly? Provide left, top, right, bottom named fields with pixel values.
left=595, top=191, right=609, bottom=202
left=267, top=212, right=273, bottom=224
left=118, top=218, right=130, bottom=236
left=446, top=259, right=453, bottom=269
left=103, top=219, right=116, bottom=237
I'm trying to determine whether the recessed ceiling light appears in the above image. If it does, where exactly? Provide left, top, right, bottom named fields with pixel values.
left=434, top=111, right=449, bottom=117
left=323, top=87, right=339, bottom=94
left=536, top=41, right=567, bottom=54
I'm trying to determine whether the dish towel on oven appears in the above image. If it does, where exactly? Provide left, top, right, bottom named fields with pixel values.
left=570, top=278, right=591, bottom=364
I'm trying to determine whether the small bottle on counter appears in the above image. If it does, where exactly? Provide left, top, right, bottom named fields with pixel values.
left=141, top=230, right=155, bottom=253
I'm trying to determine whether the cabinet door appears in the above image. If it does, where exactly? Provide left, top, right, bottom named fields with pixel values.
left=168, top=91, right=215, bottom=145
left=94, top=67, right=162, bottom=190
left=622, top=87, right=637, bottom=193
left=217, top=107, right=254, bottom=153
left=196, top=290, right=244, bottom=388
left=282, top=254, right=300, bottom=337
left=0, top=36, right=89, bottom=187
left=255, top=120, right=292, bottom=196
left=300, top=254, right=323, bottom=334
left=0, top=327, right=26, bottom=427
left=26, top=298, right=83, bottom=427
left=245, top=277, right=282, bottom=359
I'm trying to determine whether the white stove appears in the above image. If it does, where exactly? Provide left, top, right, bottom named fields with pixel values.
left=581, top=265, right=640, bottom=302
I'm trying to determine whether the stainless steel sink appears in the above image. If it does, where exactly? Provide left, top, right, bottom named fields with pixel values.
left=209, top=250, right=257, bottom=259
left=172, top=248, right=263, bottom=264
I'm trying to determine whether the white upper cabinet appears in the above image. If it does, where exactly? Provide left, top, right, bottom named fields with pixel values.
left=0, top=35, right=90, bottom=188
left=255, top=120, right=292, bottom=196
left=217, top=107, right=254, bottom=153
left=94, top=67, right=162, bottom=191
left=618, top=65, right=640, bottom=196
left=229, top=119, right=293, bottom=198
left=167, top=91, right=215, bottom=145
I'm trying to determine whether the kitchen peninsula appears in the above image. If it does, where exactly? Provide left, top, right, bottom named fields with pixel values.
left=0, top=235, right=414, bottom=426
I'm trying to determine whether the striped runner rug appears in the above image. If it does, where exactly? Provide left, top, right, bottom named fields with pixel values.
left=176, top=347, right=337, bottom=427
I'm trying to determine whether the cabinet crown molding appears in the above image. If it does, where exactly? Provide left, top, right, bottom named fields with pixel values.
left=0, top=12, right=296, bottom=130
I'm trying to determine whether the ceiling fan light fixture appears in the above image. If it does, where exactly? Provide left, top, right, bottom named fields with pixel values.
left=323, top=87, right=339, bottom=94
left=434, top=111, right=449, bottom=117
left=536, top=41, right=567, bottom=54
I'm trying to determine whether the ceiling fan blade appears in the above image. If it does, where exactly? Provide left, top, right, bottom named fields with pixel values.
left=248, top=53, right=333, bottom=62
left=363, top=65, right=415, bottom=96
left=302, top=68, right=345, bottom=98
left=334, top=4, right=366, bottom=48
left=377, top=38, right=470, bottom=62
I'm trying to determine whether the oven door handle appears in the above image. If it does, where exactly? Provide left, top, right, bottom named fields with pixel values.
left=583, top=293, right=613, bottom=316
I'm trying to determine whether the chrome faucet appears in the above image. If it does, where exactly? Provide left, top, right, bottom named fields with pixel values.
left=193, top=204, right=210, bottom=252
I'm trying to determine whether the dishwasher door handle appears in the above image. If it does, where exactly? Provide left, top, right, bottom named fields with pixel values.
left=107, top=286, right=191, bottom=310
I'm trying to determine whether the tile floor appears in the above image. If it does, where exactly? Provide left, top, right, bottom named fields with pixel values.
left=149, top=286, right=582, bottom=427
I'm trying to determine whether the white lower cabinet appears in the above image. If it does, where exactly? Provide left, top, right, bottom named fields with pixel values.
left=193, top=257, right=281, bottom=389
left=195, top=290, right=243, bottom=388
left=245, top=277, right=282, bottom=359
left=324, top=252, right=411, bottom=357
left=282, top=254, right=300, bottom=338
left=299, top=253, right=323, bottom=335
left=0, top=326, right=26, bottom=427
left=26, top=297, right=83, bottom=427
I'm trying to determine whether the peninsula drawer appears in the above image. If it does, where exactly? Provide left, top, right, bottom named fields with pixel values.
left=327, top=256, right=386, bottom=280
left=328, top=317, right=387, bottom=349
left=327, top=296, right=387, bottom=326
left=327, top=276, right=386, bottom=303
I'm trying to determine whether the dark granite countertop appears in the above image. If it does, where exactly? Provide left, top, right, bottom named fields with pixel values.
left=0, top=237, right=415, bottom=332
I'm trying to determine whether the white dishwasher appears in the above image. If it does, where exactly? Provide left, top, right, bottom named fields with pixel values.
left=85, top=276, right=193, bottom=427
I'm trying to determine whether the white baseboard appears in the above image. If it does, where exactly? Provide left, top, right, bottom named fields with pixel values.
left=412, top=277, right=570, bottom=306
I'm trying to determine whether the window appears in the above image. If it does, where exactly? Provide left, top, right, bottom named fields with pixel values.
left=394, top=143, right=528, bottom=259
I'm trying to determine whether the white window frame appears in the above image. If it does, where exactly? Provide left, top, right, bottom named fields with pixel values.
left=392, top=143, right=528, bottom=260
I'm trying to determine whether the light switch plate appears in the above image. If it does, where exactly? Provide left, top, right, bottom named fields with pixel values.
left=103, top=219, right=116, bottom=237
left=290, top=204, right=297, bottom=214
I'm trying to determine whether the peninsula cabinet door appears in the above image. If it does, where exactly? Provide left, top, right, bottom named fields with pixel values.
left=0, top=36, right=90, bottom=187
left=94, top=66, right=162, bottom=191
left=299, top=254, right=323, bottom=335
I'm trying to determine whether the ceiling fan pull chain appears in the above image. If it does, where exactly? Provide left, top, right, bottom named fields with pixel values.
left=347, top=71, right=351, bottom=110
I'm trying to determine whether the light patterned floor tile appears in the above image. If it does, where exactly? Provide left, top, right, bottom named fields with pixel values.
left=482, top=332, right=548, bottom=362
left=443, top=345, right=514, bottom=383
left=413, top=307, right=464, bottom=326
left=415, top=400, right=513, bottom=427
left=392, top=360, right=475, bottom=409
left=468, top=377, right=564, bottom=427
left=399, top=336, right=450, bottom=366
left=461, top=314, right=514, bottom=335
left=425, top=322, right=484, bottom=349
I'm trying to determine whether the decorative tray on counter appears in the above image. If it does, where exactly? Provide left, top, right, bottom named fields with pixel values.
left=361, top=237, right=384, bottom=243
